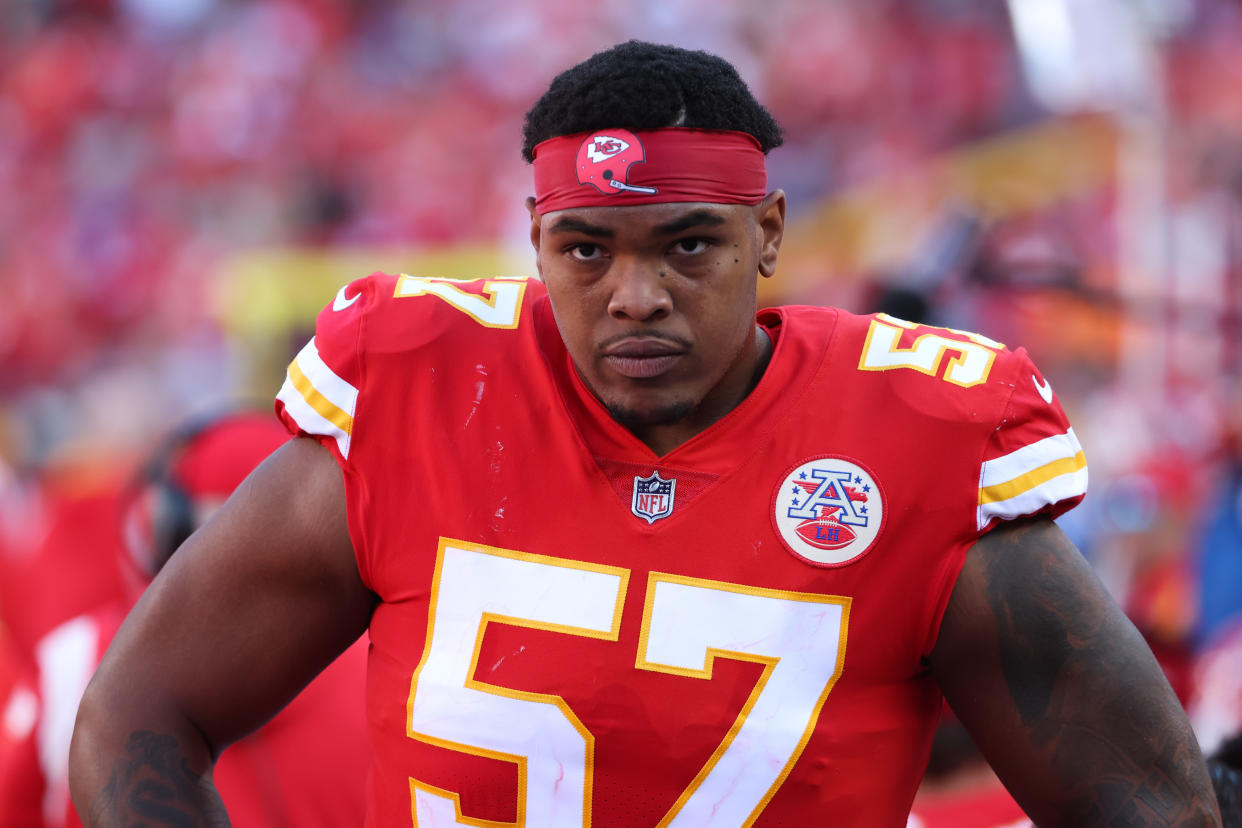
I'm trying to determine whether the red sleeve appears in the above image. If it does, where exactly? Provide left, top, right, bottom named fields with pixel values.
left=274, top=273, right=395, bottom=589
left=976, top=347, right=1087, bottom=533
left=274, top=274, right=388, bottom=463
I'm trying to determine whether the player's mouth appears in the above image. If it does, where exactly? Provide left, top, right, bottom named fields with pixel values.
left=600, top=338, right=686, bottom=379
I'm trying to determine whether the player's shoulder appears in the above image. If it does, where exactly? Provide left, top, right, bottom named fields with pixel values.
left=306, top=271, right=543, bottom=380
left=316, top=271, right=543, bottom=351
left=277, top=272, right=545, bottom=460
left=830, top=310, right=1038, bottom=399
left=768, top=305, right=1039, bottom=416
left=820, top=310, right=1085, bottom=529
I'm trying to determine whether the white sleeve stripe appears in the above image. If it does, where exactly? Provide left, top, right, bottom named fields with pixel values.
left=979, top=450, right=1086, bottom=505
left=977, top=467, right=1088, bottom=530
left=276, top=338, right=358, bottom=459
left=980, top=428, right=1083, bottom=487
left=288, top=357, right=352, bottom=435
left=293, top=337, right=358, bottom=420
left=277, top=374, right=353, bottom=459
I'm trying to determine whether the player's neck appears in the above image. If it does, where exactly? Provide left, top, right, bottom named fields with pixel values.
left=631, top=325, right=772, bottom=456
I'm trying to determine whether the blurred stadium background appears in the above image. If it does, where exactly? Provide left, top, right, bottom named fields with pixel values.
left=0, top=0, right=1240, bottom=769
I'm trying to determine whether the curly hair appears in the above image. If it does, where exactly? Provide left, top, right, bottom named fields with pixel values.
left=521, top=40, right=783, bottom=162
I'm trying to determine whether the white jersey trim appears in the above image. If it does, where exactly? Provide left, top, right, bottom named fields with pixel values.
left=277, top=337, right=358, bottom=459
left=977, top=428, right=1087, bottom=530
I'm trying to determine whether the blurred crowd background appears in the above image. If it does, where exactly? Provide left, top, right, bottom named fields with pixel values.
left=1, top=0, right=1241, bottom=807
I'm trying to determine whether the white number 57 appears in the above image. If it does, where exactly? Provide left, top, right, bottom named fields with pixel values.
left=407, top=538, right=850, bottom=827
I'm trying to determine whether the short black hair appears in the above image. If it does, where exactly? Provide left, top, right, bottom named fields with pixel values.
left=521, top=40, right=783, bottom=163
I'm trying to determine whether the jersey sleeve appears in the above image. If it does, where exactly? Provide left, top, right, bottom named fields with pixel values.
left=274, top=274, right=392, bottom=589
left=274, top=275, right=380, bottom=464
left=976, top=348, right=1087, bottom=532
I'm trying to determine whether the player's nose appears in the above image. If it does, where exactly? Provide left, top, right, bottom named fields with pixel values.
left=606, top=256, right=671, bottom=322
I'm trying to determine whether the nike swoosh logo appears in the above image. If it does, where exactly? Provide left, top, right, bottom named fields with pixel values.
left=1032, top=373, right=1054, bottom=404
left=333, top=287, right=360, bottom=312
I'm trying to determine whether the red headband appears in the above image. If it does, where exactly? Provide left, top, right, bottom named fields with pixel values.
left=532, top=128, right=767, bottom=214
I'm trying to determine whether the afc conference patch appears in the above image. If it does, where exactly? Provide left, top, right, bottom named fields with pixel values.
left=632, top=471, right=676, bottom=524
left=772, top=456, right=885, bottom=567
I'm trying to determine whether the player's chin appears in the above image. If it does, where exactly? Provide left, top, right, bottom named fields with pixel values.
left=604, top=396, right=695, bottom=431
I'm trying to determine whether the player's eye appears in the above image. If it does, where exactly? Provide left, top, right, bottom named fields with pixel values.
left=670, top=238, right=711, bottom=256
left=567, top=243, right=605, bottom=262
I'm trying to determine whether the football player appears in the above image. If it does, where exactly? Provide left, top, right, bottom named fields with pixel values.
left=70, top=41, right=1220, bottom=826
left=8, top=411, right=369, bottom=827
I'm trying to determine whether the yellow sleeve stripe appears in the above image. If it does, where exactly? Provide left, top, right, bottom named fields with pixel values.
left=976, top=428, right=1088, bottom=529
left=980, top=428, right=1082, bottom=487
left=978, top=451, right=1087, bottom=505
left=275, top=337, right=358, bottom=459
left=288, top=357, right=353, bottom=435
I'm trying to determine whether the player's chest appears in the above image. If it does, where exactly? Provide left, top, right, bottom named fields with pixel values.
left=365, top=404, right=975, bottom=703
left=364, top=489, right=943, bottom=827
left=372, top=387, right=979, bottom=580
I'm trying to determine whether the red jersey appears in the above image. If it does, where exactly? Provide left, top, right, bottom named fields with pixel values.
left=1, top=606, right=370, bottom=828
left=0, top=474, right=127, bottom=664
left=907, top=775, right=1031, bottom=828
left=0, top=628, right=40, bottom=828
left=277, top=274, right=1087, bottom=827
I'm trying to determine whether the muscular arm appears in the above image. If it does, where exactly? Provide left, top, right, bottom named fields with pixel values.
left=69, top=437, right=375, bottom=826
left=929, top=516, right=1220, bottom=827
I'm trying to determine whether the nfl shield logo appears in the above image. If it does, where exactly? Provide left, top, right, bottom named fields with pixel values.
left=632, top=471, right=676, bottom=524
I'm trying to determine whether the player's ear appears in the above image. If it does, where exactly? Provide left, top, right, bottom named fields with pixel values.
left=756, top=189, right=785, bottom=279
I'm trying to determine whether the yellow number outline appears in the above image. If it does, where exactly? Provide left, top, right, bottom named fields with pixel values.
left=636, top=572, right=850, bottom=827
left=407, top=542, right=850, bottom=827
left=407, top=538, right=628, bottom=827
left=858, top=313, right=1003, bottom=388
left=395, top=275, right=529, bottom=329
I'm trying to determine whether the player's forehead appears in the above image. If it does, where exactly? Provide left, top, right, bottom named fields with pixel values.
left=540, top=201, right=749, bottom=239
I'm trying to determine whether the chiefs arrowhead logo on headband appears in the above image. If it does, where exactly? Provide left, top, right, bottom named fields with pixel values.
left=532, top=127, right=768, bottom=214
left=576, top=130, right=658, bottom=196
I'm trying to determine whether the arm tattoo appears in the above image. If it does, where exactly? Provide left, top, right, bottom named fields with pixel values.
left=983, top=524, right=1098, bottom=729
left=981, top=521, right=1219, bottom=826
left=86, top=731, right=230, bottom=828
